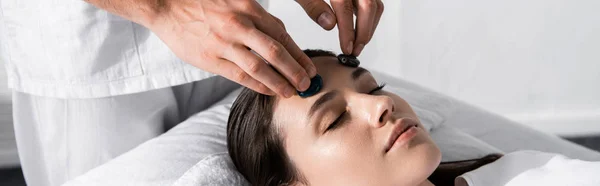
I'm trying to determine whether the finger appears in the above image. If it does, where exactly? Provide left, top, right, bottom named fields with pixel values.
left=331, top=0, right=356, bottom=54
left=254, top=13, right=317, bottom=79
left=250, top=14, right=317, bottom=88
left=243, top=28, right=313, bottom=92
left=223, top=44, right=298, bottom=97
left=254, top=12, right=317, bottom=79
left=295, top=0, right=336, bottom=30
left=371, top=0, right=384, bottom=40
left=211, top=58, right=276, bottom=96
left=271, top=14, right=286, bottom=31
left=352, top=0, right=378, bottom=56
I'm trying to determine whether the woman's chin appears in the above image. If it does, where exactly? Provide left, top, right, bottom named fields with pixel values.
left=413, top=131, right=442, bottom=173
left=413, top=141, right=441, bottom=181
left=388, top=132, right=441, bottom=186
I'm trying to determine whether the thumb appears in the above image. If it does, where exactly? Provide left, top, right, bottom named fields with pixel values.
left=295, top=0, right=336, bottom=30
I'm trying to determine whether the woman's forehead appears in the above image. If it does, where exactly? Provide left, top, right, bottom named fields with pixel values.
left=313, top=56, right=344, bottom=72
left=273, top=56, right=361, bottom=129
left=312, top=56, right=359, bottom=80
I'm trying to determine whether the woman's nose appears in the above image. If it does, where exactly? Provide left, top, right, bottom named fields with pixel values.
left=354, top=95, right=395, bottom=128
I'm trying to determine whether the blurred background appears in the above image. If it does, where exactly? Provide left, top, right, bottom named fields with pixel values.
left=2, top=0, right=599, bottom=185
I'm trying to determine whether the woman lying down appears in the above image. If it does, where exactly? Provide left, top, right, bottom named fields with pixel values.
left=226, top=49, right=600, bottom=186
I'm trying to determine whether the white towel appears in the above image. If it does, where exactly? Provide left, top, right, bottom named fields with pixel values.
left=171, top=153, right=249, bottom=186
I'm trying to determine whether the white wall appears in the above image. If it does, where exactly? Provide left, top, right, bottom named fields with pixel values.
left=268, top=0, right=600, bottom=137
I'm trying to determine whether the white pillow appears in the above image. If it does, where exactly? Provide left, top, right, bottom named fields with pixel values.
left=430, top=125, right=503, bottom=162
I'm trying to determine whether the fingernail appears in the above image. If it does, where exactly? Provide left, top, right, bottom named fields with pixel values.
left=317, top=12, right=334, bottom=29
left=284, top=87, right=295, bottom=98
left=354, top=44, right=365, bottom=56
left=346, top=41, right=354, bottom=54
left=300, top=77, right=311, bottom=91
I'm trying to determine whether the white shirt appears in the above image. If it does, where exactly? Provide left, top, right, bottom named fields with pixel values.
left=0, top=0, right=268, bottom=99
left=458, top=150, right=600, bottom=186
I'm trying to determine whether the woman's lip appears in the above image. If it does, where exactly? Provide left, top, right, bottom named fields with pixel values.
left=384, top=118, right=418, bottom=153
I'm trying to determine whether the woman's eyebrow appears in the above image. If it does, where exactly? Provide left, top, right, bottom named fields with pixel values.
left=351, top=67, right=369, bottom=81
left=308, top=90, right=339, bottom=120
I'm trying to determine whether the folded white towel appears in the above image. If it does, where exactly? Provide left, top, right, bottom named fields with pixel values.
left=172, top=153, right=249, bottom=186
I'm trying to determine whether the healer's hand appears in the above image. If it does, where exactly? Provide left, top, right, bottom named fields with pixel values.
left=295, top=0, right=384, bottom=56
left=146, top=0, right=316, bottom=97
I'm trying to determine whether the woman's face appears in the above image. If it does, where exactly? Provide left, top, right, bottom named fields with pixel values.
left=273, top=56, right=441, bottom=186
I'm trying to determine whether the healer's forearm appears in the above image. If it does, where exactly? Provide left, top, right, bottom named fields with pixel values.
left=84, top=0, right=168, bottom=27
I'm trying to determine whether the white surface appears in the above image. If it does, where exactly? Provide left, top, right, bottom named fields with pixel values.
left=64, top=71, right=600, bottom=186
left=268, top=0, right=600, bottom=136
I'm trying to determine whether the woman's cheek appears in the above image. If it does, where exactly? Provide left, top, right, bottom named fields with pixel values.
left=314, top=133, right=346, bottom=158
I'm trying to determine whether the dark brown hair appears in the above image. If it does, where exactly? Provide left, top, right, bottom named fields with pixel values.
left=227, top=49, right=500, bottom=186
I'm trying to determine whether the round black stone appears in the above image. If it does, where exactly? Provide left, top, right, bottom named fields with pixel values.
left=297, top=74, right=323, bottom=98
left=337, top=54, right=360, bottom=67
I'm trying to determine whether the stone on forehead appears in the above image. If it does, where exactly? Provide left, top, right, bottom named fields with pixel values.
left=337, top=54, right=360, bottom=67
left=297, top=74, right=323, bottom=98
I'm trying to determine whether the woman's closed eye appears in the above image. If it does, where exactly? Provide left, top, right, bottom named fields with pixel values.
left=325, top=83, right=387, bottom=132
left=326, top=111, right=347, bottom=131
left=369, top=83, right=386, bottom=94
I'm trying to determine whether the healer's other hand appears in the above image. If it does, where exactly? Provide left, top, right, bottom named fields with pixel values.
left=295, top=0, right=384, bottom=56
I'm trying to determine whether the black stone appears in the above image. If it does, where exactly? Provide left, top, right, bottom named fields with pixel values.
left=337, top=54, right=360, bottom=67
left=297, top=74, right=323, bottom=98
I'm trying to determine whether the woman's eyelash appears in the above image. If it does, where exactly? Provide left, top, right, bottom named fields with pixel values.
left=369, top=83, right=387, bottom=94
left=326, top=111, right=346, bottom=131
